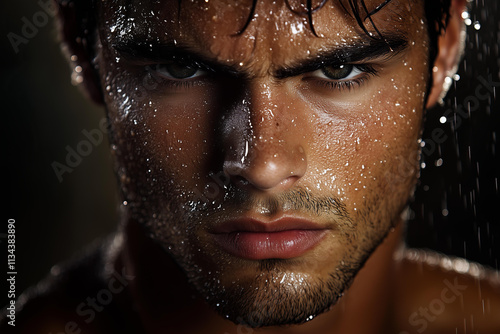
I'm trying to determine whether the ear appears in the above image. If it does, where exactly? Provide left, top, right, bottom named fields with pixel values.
left=426, top=0, right=467, bottom=109
left=55, top=0, right=104, bottom=105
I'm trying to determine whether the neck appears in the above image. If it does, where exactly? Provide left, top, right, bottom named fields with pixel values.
left=115, top=216, right=404, bottom=334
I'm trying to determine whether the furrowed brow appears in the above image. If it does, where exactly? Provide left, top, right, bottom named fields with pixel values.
left=275, top=34, right=408, bottom=79
left=112, top=40, right=242, bottom=76
left=112, top=34, right=408, bottom=80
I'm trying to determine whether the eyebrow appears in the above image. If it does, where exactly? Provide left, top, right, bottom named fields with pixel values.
left=113, top=41, right=243, bottom=76
left=112, top=33, right=408, bottom=79
left=275, top=35, right=408, bottom=79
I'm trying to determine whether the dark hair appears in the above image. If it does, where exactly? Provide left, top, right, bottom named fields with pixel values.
left=59, top=0, right=451, bottom=76
left=234, top=0, right=452, bottom=65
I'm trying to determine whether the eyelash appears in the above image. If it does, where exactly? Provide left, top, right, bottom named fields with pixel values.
left=311, top=65, right=378, bottom=92
left=144, top=64, right=209, bottom=89
left=145, top=63, right=378, bottom=91
left=162, top=79, right=205, bottom=89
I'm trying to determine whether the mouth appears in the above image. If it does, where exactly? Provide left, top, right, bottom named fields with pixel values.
left=210, top=217, right=329, bottom=260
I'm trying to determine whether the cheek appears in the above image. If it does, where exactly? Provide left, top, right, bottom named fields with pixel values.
left=100, top=62, right=240, bottom=201
left=104, top=78, right=222, bottom=196
left=145, top=97, right=218, bottom=185
left=307, top=73, right=426, bottom=213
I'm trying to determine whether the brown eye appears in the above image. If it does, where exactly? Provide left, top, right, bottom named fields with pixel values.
left=309, top=64, right=375, bottom=92
left=320, top=64, right=354, bottom=80
left=150, top=62, right=205, bottom=80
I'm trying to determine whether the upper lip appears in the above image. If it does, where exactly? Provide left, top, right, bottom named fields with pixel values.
left=211, top=217, right=329, bottom=234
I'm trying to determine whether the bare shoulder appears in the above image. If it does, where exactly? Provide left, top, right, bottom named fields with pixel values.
left=0, top=278, right=92, bottom=334
left=393, top=248, right=500, bottom=334
left=0, top=236, right=141, bottom=334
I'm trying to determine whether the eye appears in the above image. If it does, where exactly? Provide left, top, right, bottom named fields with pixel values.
left=148, top=62, right=206, bottom=80
left=305, top=63, right=378, bottom=92
left=312, top=64, right=364, bottom=81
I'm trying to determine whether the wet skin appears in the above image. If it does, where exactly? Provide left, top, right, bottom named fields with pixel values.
left=1, top=0, right=499, bottom=333
left=4, top=0, right=500, bottom=333
left=96, top=0, right=434, bottom=330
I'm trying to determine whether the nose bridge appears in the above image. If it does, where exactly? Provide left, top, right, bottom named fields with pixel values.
left=247, top=80, right=292, bottom=158
left=250, top=80, right=279, bottom=127
left=222, top=79, right=307, bottom=192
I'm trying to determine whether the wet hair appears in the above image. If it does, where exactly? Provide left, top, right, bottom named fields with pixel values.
left=233, top=0, right=452, bottom=65
left=60, top=0, right=451, bottom=75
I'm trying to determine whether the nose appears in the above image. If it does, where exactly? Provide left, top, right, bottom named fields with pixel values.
left=224, top=139, right=307, bottom=192
left=222, top=82, right=307, bottom=193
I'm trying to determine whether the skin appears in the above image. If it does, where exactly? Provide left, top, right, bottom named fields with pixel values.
left=92, top=0, right=476, bottom=332
left=96, top=0, right=430, bottom=328
left=3, top=0, right=500, bottom=333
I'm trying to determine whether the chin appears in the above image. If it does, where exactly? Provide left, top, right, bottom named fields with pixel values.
left=182, top=245, right=369, bottom=327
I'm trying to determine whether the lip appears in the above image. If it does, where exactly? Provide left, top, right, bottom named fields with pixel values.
left=210, top=218, right=328, bottom=260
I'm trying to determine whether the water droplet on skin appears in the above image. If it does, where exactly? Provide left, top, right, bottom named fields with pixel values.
left=355, top=138, right=361, bottom=151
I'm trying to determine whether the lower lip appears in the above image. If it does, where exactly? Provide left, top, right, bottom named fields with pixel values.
left=211, top=230, right=327, bottom=260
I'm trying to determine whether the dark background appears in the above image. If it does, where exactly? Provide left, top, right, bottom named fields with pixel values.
left=2, top=0, right=499, bottom=310
left=407, top=0, right=500, bottom=269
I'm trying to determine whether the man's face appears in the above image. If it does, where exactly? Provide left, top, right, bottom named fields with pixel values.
left=96, top=0, right=430, bottom=326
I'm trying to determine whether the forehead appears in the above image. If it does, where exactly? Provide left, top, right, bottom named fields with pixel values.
left=98, top=0, right=425, bottom=69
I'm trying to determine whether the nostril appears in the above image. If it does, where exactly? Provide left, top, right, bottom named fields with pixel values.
left=279, top=175, right=300, bottom=188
